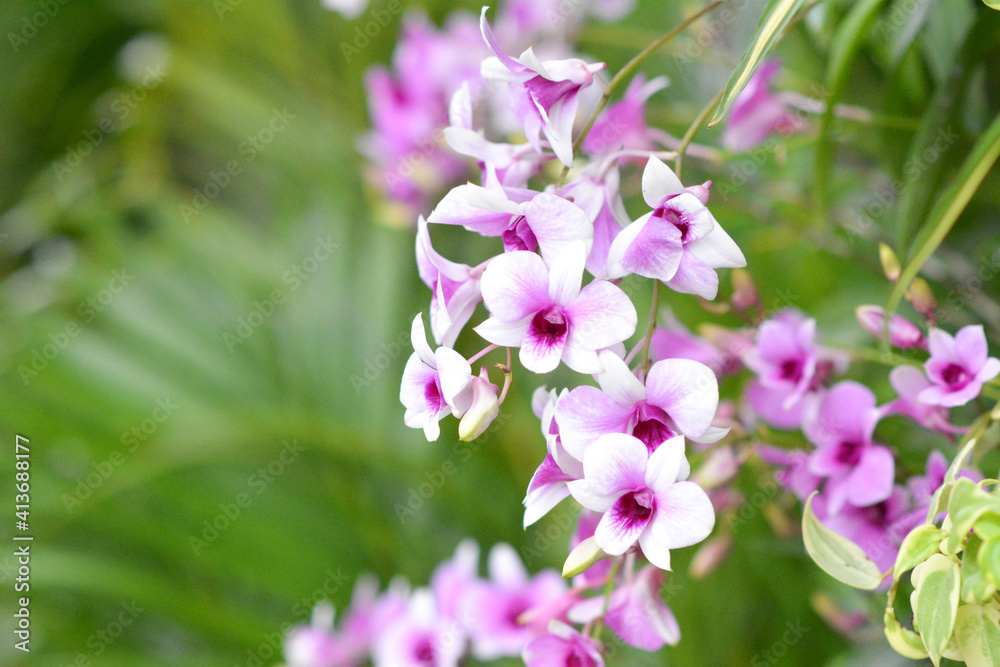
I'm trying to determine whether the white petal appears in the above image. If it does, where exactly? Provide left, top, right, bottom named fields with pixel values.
left=641, top=155, right=685, bottom=208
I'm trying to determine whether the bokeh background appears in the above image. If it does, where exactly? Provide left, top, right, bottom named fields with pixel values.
left=1, top=0, right=998, bottom=665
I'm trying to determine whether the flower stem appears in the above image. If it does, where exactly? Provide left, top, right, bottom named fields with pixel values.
left=589, top=558, right=622, bottom=641
left=640, top=279, right=661, bottom=374
left=675, top=86, right=726, bottom=180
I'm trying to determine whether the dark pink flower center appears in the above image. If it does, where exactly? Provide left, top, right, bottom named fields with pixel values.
left=504, top=597, right=531, bottom=628
left=616, top=489, right=654, bottom=530
left=834, top=441, right=863, bottom=467
left=501, top=215, right=538, bottom=253
left=567, top=650, right=596, bottom=667
left=632, top=418, right=674, bottom=453
left=413, top=637, right=436, bottom=665
left=780, top=359, right=802, bottom=382
left=863, top=500, right=889, bottom=525
left=531, top=307, right=568, bottom=344
left=424, top=378, right=444, bottom=412
left=941, top=363, right=969, bottom=387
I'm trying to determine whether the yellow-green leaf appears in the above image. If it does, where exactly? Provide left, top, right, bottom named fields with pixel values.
left=913, top=554, right=962, bottom=666
left=708, top=0, right=806, bottom=127
left=894, top=524, right=943, bottom=581
left=955, top=603, right=1000, bottom=667
left=802, top=493, right=883, bottom=589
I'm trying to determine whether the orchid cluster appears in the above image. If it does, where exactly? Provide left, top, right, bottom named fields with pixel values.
left=294, top=0, right=1000, bottom=664
left=359, top=0, right=636, bottom=222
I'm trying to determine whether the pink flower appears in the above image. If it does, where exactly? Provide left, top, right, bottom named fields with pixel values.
left=522, top=621, right=604, bottom=667
left=372, top=589, right=465, bottom=667
left=606, top=157, right=745, bottom=299
left=416, top=217, right=484, bottom=347
left=567, top=434, right=715, bottom=570
left=815, top=487, right=911, bottom=576
left=555, top=349, right=724, bottom=460
left=721, top=60, right=806, bottom=153
left=460, top=544, right=569, bottom=659
left=879, top=365, right=963, bottom=435
left=480, top=7, right=606, bottom=166
left=400, top=315, right=474, bottom=441
left=583, top=74, right=668, bottom=156
left=918, top=325, right=1000, bottom=407
left=805, top=381, right=894, bottom=515
left=428, top=186, right=592, bottom=265
left=559, top=166, right=628, bottom=279
left=855, top=305, right=926, bottom=349
left=756, top=445, right=820, bottom=503
left=284, top=604, right=348, bottom=667
left=569, top=564, right=680, bottom=650
left=475, top=250, right=637, bottom=374
left=523, top=388, right=584, bottom=527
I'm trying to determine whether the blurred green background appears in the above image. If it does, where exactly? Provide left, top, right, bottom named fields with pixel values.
left=1, top=0, right=998, bottom=665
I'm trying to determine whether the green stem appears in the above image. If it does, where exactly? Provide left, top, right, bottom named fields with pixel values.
left=557, top=0, right=726, bottom=187
left=589, top=559, right=622, bottom=641
left=640, top=280, right=661, bottom=373
left=675, top=86, right=726, bottom=180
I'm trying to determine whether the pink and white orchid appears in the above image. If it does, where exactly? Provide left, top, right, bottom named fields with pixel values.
left=606, top=156, right=745, bottom=299
left=567, top=434, right=715, bottom=570
left=475, top=250, right=637, bottom=374
left=918, top=324, right=1000, bottom=407
left=479, top=7, right=605, bottom=167
left=416, top=217, right=485, bottom=347
left=555, top=349, right=725, bottom=460
left=400, top=314, right=474, bottom=441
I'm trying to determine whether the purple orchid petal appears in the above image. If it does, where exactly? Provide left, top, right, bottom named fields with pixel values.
left=480, top=251, right=552, bottom=321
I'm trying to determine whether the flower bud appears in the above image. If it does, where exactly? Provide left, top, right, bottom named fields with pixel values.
left=730, top=268, right=758, bottom=311
left=562, top=536, right=609, bottom=578
left=855, top=305, right=927, bottom=349
left=906, top=277, right=936, bottom=316
left=879, top=243, right=901, bottom=282
left=691, top=447, right=739, bottom=489
left=686, top=180, right=712, bottom=205
left=458, top=368, right=499, bottom=441
left=688, top=535, right=731, bottom=579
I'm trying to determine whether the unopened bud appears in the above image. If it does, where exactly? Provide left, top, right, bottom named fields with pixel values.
left=562, top=536, right=609, bottom=578
left=730, top=268, right=758, bottom=311
left=879, top=243, right=901, bottom=282
left=691, top=447, right=739, bottom=489
left=906, top=277, right=936, bottom=316
left=855, top=305, right=927, bottom=348
left=458, top=368, right=499, bottom=441
left=686, top=180, right=712, bottom=205
left=689, top=535, right=731, bottom=579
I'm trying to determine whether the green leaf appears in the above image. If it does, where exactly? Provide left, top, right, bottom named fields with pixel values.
left=708, top=0, right=806, bottom=127
left=929, top=437, right=981, bottom=523
left=802, top=493, right=884, bottom=589
left=978, top=535, right=1000, bottom=587
left=947, top=478, right=1000, bottom=554
left=893, top=524, right=943, bottom=580
left=885, top=605, right=931, bottom=659
left=955, top=603, right=1000, bottom=667
left=886, top=111, right=1000, bottom=321
left=984, top=0, right=1000, bottom=9
left=813, top=0, right=891, bottom=216
left=912, top=554, right=961, bottom=666
left=975, top=512, right=1000, bottom=541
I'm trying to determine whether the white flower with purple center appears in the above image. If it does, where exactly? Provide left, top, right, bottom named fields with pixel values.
left=554, top=349, right=724, bottom=460
left=918, top=324, right=1000, bottom=407
left=606, top=156, right=745, bottom=299
left=567, top=434, right=715, bottom=571
left=475, top=249, right=637, bottom=374
left=400, top=315, right=474, bottom=441
left=479, top=7, right=605, bottom=167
